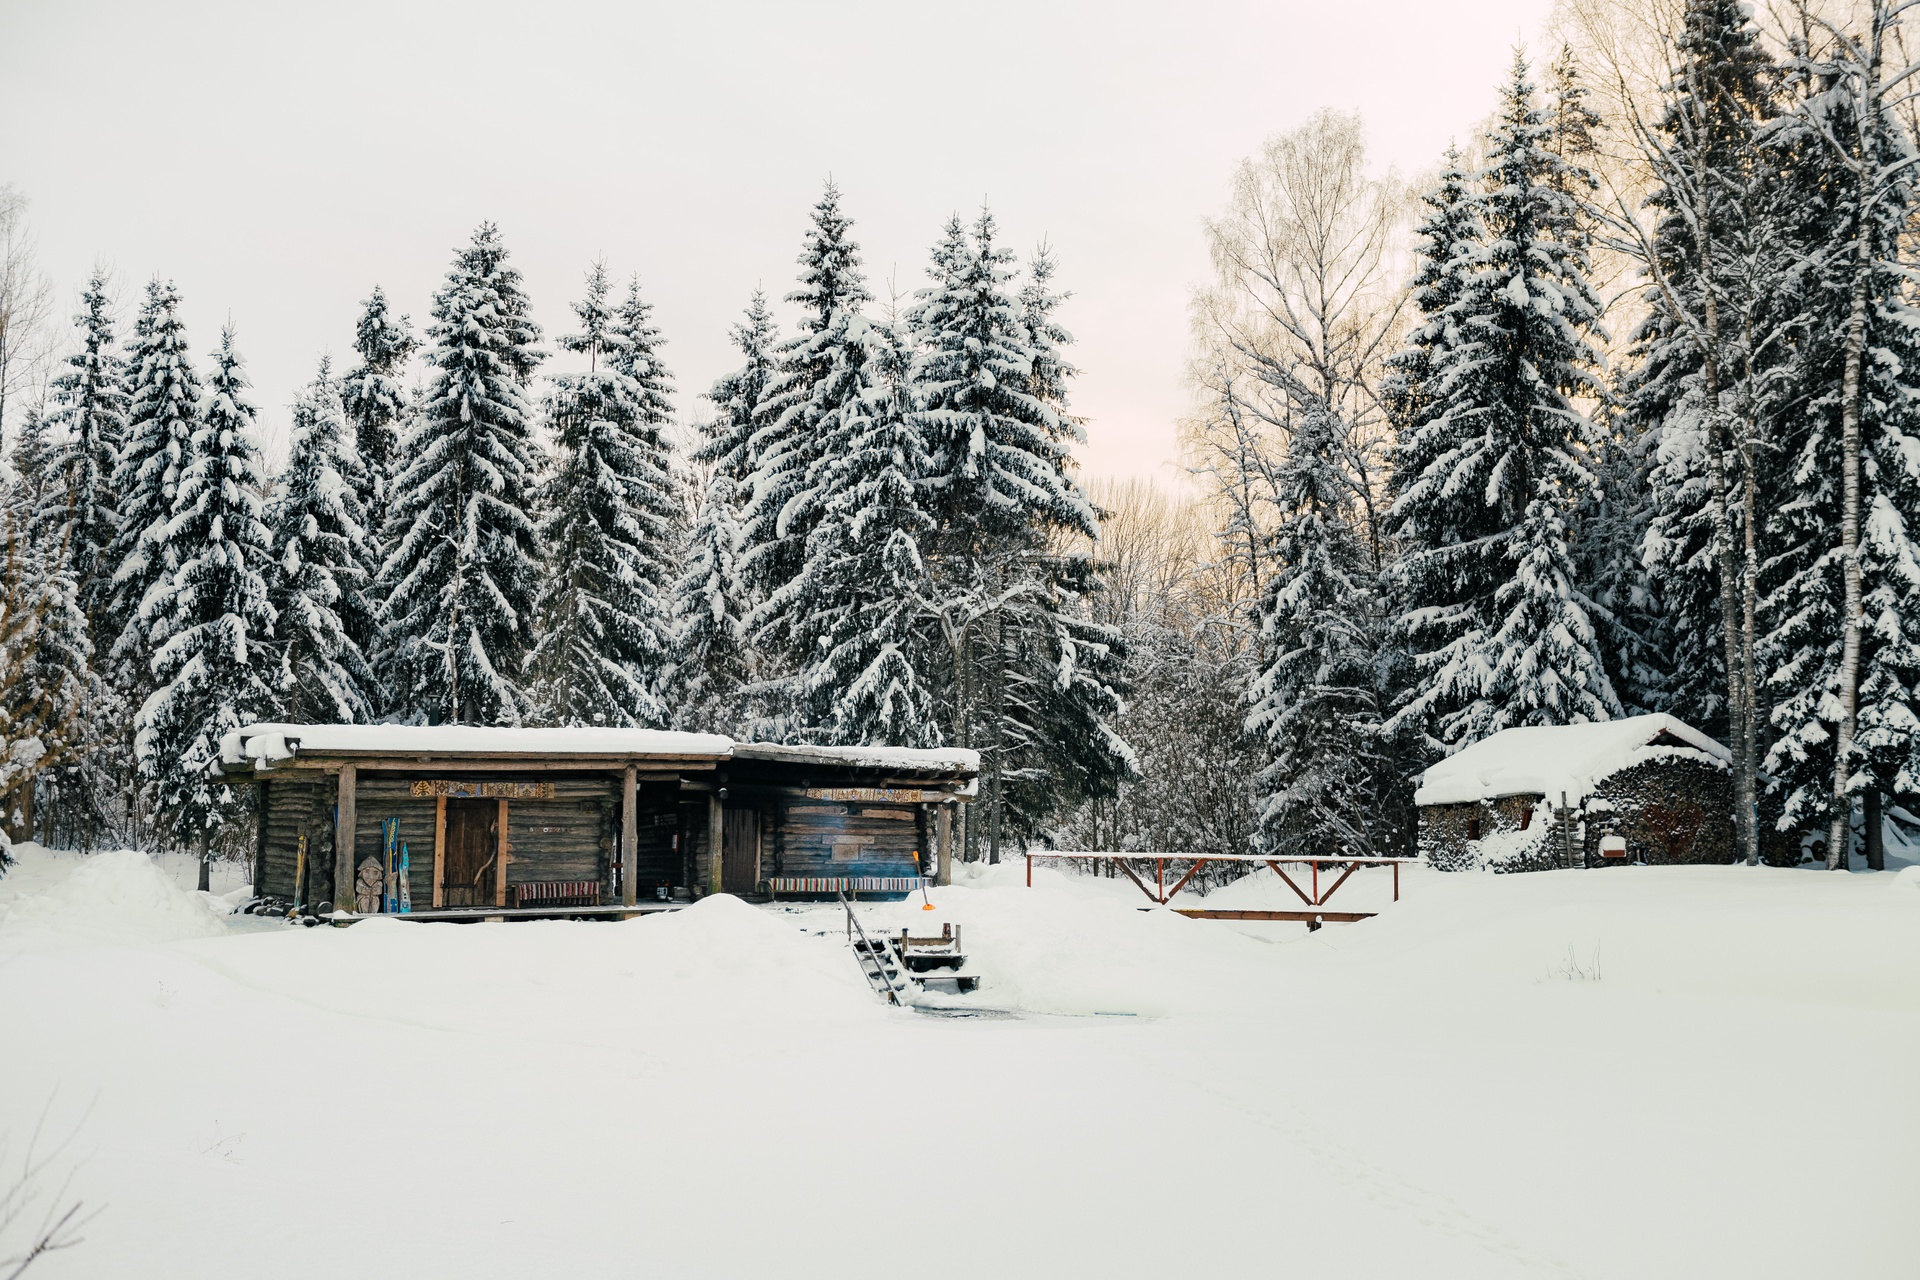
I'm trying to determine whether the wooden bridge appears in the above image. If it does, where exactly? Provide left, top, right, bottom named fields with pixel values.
left=1022, top=851, right=1415, bottom=928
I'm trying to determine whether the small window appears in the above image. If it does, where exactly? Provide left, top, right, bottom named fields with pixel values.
left=1467, top=815, right=1481, bottom=841
left=1519, top=807, right=1532, bottom=831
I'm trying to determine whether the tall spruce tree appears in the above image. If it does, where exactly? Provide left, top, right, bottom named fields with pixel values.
left=106, top=278, right=201, bottom=701
left=1760, top=20, right=1920, bottom=868
left=339, top=285, right=416, bottom=514
left=527, top=264, right=678, bottom=727
left=38, top=271, right=125, bottom=631
left=267, top=358, right=378, bottom=724
left=1245, top=407, right=1383, bottom=856
left=909, top=211, right=1130, bottom=852
left=740, top=182, right=874, bottom=660
left=136, top=327, right=276, bottom=885
left=378, top=223, right=545, bottom=725
left=784, top=318, right=941, bottom=745
left=1386, top=54, right=1618, bottom=747
left=1627, top=0, right=1780, bottom=860
left=672, top=292, right=777, bottom=731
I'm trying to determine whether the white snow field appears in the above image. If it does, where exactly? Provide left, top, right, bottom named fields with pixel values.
left=1, top=844, right=1915, bottom=1279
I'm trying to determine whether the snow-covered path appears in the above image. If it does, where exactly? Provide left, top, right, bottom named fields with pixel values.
left=1, top=846, right=1914, bottom=1278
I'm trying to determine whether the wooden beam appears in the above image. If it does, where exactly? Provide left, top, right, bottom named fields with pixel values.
left=240, top=759, right=718, bottom=775
left=332, top=764, right=357, bottom=912
left=495, top=799, right=510, bottom=908
left=1170, top=909, right=1375, bottom=923
left=707, top=791, right=723, bottom=896
left=621, top=765, right=638, bottom=907
left=251, top=781, right=269, bottom=895
left=935, top=804, right=953, bottom=887
left=432, top=796, right=447, bottom=908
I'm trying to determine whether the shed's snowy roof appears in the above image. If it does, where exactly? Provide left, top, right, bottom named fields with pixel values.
left=219, top=723, right=978, bottom=775
left=1413, top=714, right=1728, bottom=808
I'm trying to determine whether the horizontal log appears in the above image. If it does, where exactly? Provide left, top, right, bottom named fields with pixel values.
left=1169, top=909, right=1377, bottom=923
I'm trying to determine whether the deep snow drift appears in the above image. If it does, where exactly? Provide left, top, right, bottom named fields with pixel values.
left=1, top=844, right=1914, bottom=1278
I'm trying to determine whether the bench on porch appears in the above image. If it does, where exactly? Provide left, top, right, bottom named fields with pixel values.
left=512, top=880, right=601, bottom=909
left=766, top=876, right=923, bottom=899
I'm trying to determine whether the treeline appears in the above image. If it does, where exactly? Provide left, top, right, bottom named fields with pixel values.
left=1155, top=0, right=1920, bottom=871
left=0, top=185, right=1131, bottom=880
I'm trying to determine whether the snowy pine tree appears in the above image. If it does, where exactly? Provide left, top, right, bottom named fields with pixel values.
left=672, top=292, right=777, bottom=731
left=527, top=264, right=678, bottom=727
left=339, top=285, right=416, bottom=516
left=38, top=270, right=125, bottom=633
left=1245, top=407, right=1384, bottom=856
left=266, top=357, right=378, bottom=724
left=136, top=327, right=277, bottom=884
left=1383, top=146, right=1480, bottom=467
left=378, top=223, right=545, bottom=725
left=1386, top=54, right=1619, bottom=747
left=740, top=182, right=874, bottom=657
left=910, top=211, right=1130, bottom=851
left=1759, top=24, right=1920, bottom=865
left=785, top=318, right=942, bottom=746
left=106, top=278, right=202, bottom=702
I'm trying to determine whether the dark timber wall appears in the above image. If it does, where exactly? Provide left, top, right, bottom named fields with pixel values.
left=259, top=776, right=335, bottom=903
left=769, top=800, right=925, bottom=880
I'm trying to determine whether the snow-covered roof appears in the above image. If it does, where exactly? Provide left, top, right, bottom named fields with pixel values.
left=730, top=741, right=982, bottom=773
left=219, top=723, right=978, bottom=776
left=1413, top=714, right=1728, bottom=808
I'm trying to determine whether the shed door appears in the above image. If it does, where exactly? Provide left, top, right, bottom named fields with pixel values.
left=443, top=799, right=500, bottom=908
left=722, top=808, right=759, bottom=894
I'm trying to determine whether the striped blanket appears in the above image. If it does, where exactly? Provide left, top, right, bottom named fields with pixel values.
left=513, top=880, right=601, bottom=907
left=767, top=876, right=923, bottom=896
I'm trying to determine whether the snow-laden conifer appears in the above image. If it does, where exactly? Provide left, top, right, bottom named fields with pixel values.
left=1759, top=36, right=1920, bottom=857
left=527, top=264, right=678, bottom=727
left=1387, top=54, right=1618, bottom=745
left=1246, top=408, right=1382, bottom=855
left=740, top=183, right=874, bottom=618
left=105, top=279, right=201, bottom=699
left=785, top=319, right=942, bottom=746
left=136, top=327, right=276, bottom=882
left=378, top=223, right=545, bottom=725
left=338, top=284, right=416, bottom=515
left=671, top=293, right=777, bottom=731
left=909, top=212, right=1130, bottom=850
left=37, top=272, right=125, bottom=628
left=266, top=358, right=378, bottom=724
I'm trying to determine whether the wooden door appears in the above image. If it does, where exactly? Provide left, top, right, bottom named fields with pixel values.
left=721, top=808, right=759, bottom=895
left=442, top=799, right=501, bottom=908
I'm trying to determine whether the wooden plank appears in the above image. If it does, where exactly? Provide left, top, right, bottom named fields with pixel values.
left=807, top=786, right=939, bottom=803
left=245, top=759, right=717, bottom=775
left=495, top=799, right=510, bottom=908
left=433, top=795, right=447, bottom=908
left=332, top=764, right=357, bottom=912
left=334, top=902, right=685, bottom=923
left=252, top=781, right=269, bottom=894
left=707, top=792, right=723, bottom=896
left=1170, top=909, right=1375, bottom=923
left=935, top=805, right=952, bottom=886
left=621, top=765, right=638, bottom=907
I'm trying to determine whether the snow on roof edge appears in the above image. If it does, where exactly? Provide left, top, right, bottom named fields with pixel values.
left=219, top=723, right=978, bottom=775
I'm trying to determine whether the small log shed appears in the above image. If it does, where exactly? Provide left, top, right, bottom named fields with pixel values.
left=217, top=725, right=978, bottom=916
left=1414, top=713, right=1735, bottom=872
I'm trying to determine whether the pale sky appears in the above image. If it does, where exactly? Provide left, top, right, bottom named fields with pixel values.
left=1, top=0, right=1553, bottom=484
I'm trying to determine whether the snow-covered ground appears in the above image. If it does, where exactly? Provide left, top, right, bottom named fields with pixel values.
left=1, top=843, right=1915, bottom=1278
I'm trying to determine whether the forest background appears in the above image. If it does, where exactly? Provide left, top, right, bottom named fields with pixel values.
left=2, top=0, right=1915, bottom=884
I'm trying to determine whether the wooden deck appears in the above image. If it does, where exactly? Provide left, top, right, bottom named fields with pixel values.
left=327, top=902, right=688, bottom=924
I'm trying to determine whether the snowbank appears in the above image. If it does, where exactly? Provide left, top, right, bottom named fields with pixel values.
left=1414, top=712, right=1728, bottom=806
left=0, top=848, right=235, bottom=946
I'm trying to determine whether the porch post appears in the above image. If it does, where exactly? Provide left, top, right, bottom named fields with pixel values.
left=621, top=765, right=638, bottom=907
left=935, top=803, right=953, bottom=887
left=707, top=791, right=724, bottom=896
left=332, top=764, right=357, bottom=914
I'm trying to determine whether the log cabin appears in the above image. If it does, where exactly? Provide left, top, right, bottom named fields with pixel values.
left=216, top=724, right=978, bottom=917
